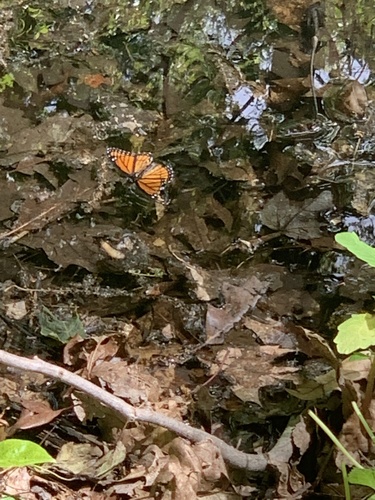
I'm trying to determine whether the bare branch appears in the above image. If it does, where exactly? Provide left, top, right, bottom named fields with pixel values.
left=0, top=349, right=268, bottom=472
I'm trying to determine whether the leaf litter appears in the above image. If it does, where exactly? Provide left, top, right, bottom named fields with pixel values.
left=0, top=0, right=374, bottom=498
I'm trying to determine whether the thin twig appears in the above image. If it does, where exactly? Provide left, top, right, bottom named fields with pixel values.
left=310, top=35, right=319, bottom=118
left=0, top=349, right=268, bottom=472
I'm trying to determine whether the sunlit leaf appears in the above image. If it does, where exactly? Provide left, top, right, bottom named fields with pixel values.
left=0, top=439, right=55, bottom=468
left=335, top=232, right=375, bottom=268
left=348, top=467, right=375, bottom=490
left=334, top=313, right=375, bottom=354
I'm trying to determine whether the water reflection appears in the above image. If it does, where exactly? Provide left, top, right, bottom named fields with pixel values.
left=226, top=85, right=268, bottom=148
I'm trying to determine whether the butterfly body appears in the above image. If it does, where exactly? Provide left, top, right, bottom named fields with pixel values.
left=106, top=148, right=173, bottom=199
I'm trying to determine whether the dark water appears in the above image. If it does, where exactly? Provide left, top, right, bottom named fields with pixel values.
left=1, top=0, right=375, bottom=496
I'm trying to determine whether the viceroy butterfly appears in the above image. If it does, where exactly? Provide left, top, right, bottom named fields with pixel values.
left=106, top=148, right=174, bottom=200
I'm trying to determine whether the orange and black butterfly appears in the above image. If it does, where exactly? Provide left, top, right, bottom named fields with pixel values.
left=106, top=148, right=174, bottom=200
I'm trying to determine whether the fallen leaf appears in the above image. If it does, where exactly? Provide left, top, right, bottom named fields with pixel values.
left=91, top=359, right=161, bottom=404
left=82, top=73, right=111, bottom=88
left=10, top=399, right=65, bottom=432
left=205, top=276, right=267, bottom=344
left=261, top=190, right=333, bottom=240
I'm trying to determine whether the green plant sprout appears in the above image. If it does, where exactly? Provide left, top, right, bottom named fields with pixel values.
left=334, top=232, right=375, bottom=355
left=309, top=403, right=375, bottom=498
left=310, top=232, right=375, bottom=497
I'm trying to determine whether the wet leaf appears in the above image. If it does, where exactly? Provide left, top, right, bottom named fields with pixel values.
left=0, top=177, right=20, bottom=222
left=287, top=369, right=337, bottom=400
left=323, top=81, right=368, bottom=122
left=261, top=191, right=333, bottom=239
left=16, top=170, right=96, bottom=233
left=23, top=221, right=105, bottom=271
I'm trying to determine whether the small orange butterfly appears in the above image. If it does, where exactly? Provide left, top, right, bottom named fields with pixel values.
left=106, top=148, right=174, bottom=199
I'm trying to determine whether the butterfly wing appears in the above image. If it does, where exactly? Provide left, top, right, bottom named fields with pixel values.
left=106, top=148, right=152, bottom=177
left=136, top=163, right=174, bottom=197
left=107, top=147, right=174, bottom=199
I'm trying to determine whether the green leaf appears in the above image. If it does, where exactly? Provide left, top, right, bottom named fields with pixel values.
left=348, top=467, right=375, bottom=490
left=334, top=313, right=375, bottom=354
left=0, top=439, right=55, bottom=468
left=335, top=232, right=375, bottom=267
left=39, top=306, right=86, bottom=343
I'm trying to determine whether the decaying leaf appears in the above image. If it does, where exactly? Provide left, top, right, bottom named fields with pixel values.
left=82, top=73, right=111, bottom=88
left=54, top=441, right=126, bottom=479
left=217, top=346, right=299, bottom=405
left=0, top=467, right=33, bottom=497
left=15, top=169, right=96, bottom=233
left=261, top=190, right=333, bottom=239
left=9, top=399, right=65, bottom=432
left=91, top=359, right=161, bottom=405
left=205, top=276, right=268, bottom=344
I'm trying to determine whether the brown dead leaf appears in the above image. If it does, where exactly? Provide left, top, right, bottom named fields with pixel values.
left=291, top=415, right=311, bottom=456
left=91, top=359, right=161, bottom=404
left=293, top=325, right=339, bottom=367
left=336, top=406, right=370, bottom=467
left=151, top=438, right=229, bottom=497
left=244, top=316, right=296, bottom=348
left=82, top=73, right=111, bottom=88
left=221, top=346, right=299, bottom=405
left=205, top=276, right=268, bottom=344
left=0, top=467, right=33, bottom=498
left=169, top=195, right=233, bottom=253
left=54, top=441, right=126, bottom=479
left=323, top=80, right=368, bottom=121
left=157, top=455, right=199, bottom=498
left=119, top=426, right=147, bottom=452
left=268, top=416, right=307, bottom=496
left=22, top=221, right=102, bottom=271
left=7, top=114, right=76, bottom=156
left=340, top=356, right=371, bottom=382
left=265, top=0, right=310, bottom=27
left=209, top=347, right=243, bottom=375
left=172, top=253, right=222, bottom=301
left=9, top=399, right=65, bottom=433
left=267, top=288, right=320, bottom=319
left=86, top=336, right=120, bottom=376
left=192, top=440, right=228, bottom=484
left=14, top=155, right=52, bottom=175
left=63, top=335, right=91, bottom=366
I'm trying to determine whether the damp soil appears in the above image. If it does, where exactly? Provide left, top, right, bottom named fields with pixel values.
left=0, top=0, right=375, bottom=498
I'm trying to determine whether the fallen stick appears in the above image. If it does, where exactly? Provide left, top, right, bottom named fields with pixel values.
left=0, top=349, right=268, bottom=472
